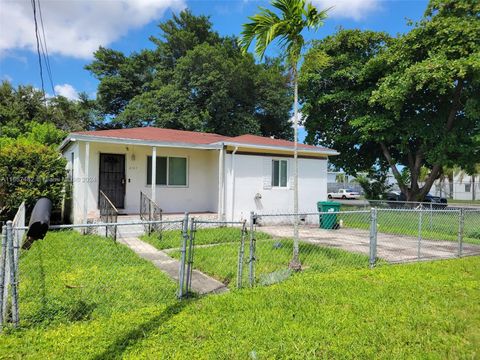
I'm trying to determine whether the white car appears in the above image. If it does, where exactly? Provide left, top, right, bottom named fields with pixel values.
left=327, top=188, right=361, bottom=200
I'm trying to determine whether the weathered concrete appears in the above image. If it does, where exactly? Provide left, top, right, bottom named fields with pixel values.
left=258, top=225, right=480, bottom=263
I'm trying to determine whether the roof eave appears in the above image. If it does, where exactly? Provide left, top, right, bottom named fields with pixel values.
left=62, top=134, right=224, bottom=151
left=218, top=141, right=339, bottom=156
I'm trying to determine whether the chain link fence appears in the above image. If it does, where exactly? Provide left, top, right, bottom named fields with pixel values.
left=1, top=219, right=185, bottom=332
left=1, top=205, right=479, bottom=332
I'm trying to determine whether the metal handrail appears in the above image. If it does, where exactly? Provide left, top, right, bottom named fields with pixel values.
left=99, top=191, right=118, bottom=241
left=140, top=191, right=163, bottom=235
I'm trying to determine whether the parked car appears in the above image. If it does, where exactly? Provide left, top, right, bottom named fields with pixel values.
left=327, top=189, right=361, bottom=200
left=385, top=191, right=447, bottom=208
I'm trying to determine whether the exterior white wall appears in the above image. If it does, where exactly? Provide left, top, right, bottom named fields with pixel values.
left=430, top=173, right=479, bottom=201
left=66, top=140, right=330, bottom=223
left=224, top=153, right=328, bottom=221
left=62, top=142, right=81, bottom=223
left=70, top=141, right=219, bottom=223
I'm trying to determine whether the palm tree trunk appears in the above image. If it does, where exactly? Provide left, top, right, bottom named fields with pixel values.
left=290, top=66, right=301, bottom=270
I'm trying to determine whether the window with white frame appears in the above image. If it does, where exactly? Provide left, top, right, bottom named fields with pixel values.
left=272, top=159, right=288, bottom=187
left=147, top=156, right=187, bottom=186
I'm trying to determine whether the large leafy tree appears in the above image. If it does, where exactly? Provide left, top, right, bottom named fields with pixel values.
left=239, top=0, right=328, bottom=268
left=0, top=81, right=96, bottom=137
left=301, top=0, right=480, bottom=201
left=86, top=10, right=293, bottom=138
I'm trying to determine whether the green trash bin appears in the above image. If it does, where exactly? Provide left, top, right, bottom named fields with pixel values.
left=317, top=201, right=341, bottom=229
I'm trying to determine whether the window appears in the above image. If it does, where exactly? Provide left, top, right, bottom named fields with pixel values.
left=272, top=159, right=288, bottom=187
left=169, top=157, right=187, bottom=186
left=465, top=184, right=471, bottom=193
left=147, top=156, right=187, bottom=186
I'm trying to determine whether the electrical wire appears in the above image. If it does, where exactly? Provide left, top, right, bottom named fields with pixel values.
left=37, top=0, right=56, bottom=96
left=31, top=0, right=46, bottom=100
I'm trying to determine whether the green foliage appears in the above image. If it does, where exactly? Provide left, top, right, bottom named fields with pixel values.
left=238, top=0, right=328, bottom=67
left=301, top=0, right=480, bottom=201
left=86, top=10, right=293, bottom=138
left=22, top=122, right=67, bottom=147
left=2, top=255, right=478, bottom=358
left=0, top=81, right=96, bottom=136
left=0, top=137, right=67, bottom=218
left=355, top=172, right=393, bottom=200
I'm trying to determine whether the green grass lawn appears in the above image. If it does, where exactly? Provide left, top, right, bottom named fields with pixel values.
left=169, top=239, right=369, bottom=287
left=2, top=254, right=479, bottom=359
left=2, top=231, right=178, bottom=330
left=449, top=199, right=480, bottom=205
left=141, top=226, right=271, bottom=250
left=143, top=227, right=369, bottom=287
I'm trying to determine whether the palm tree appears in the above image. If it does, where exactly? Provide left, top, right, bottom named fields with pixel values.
left=239, top=0, right=329, bottom=269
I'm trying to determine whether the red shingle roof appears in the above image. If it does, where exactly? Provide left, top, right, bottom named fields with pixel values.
left=73, top=127, right=229, bottom=145
left=71, top=127, right=334, bottom=153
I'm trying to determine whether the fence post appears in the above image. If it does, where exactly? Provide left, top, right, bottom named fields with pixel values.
left=457, top=208, right=464, bottom=257
left=185, top=218, right=196, bottom=295
left=178, top=212, right=189, bottom=299
left=369, top=208, right=377, bottom=268
left=148, top=201, right=152, bottom=235
left=417, top=209, right=423, bottom=260
left=249, top=212, right=256, bottom=287
left=429, top=203, right=433, bottom=233
left=6, top=221, right=18, bottom=327
left=237, top=220, right=247, bottom=289
left=0, top=225, right=6, bottom=331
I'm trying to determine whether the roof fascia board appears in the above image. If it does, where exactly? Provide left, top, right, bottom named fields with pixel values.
left=63, top=134, right=223, bottom=151
left=220, top=141, right=339, bottom=156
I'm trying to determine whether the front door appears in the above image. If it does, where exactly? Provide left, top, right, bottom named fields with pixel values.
left=99, top=153, right=125, bottom=209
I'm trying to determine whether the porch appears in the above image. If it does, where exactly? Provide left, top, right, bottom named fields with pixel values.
left=66, top=139, right=225, bottom=223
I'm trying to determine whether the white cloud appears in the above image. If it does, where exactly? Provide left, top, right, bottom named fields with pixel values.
left=290, top=112, right=305, bottom=126
left=1, top=74, right=13, bottom=82
left=54, top=83, right=78, bottom=100
left=0, top=0, right=186, bottom=59
left=311, top=0, right=380, bottom=21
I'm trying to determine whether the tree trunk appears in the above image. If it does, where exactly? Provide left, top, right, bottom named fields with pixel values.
left=289, top=65, right=301, bottom=271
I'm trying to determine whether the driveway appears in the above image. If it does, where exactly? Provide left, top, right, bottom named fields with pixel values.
left=258, top=225, right=480, bottom=263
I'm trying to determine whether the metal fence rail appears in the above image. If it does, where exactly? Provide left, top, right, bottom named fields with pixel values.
left=180, top=218, right=248, bottom=295
left=1, top=205, right=479, bottom=332
left=2, top=218, right=187, bottom=331
left=140, top=191, right=162, bottom=235
left=99, top=191, right=118, bottom=241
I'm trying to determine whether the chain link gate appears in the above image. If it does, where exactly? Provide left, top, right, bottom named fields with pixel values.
left=178, top=218, right=248, bottom=297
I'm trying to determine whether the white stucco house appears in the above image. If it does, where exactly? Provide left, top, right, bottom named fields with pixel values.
left=59, top=127, right=338, bottom=223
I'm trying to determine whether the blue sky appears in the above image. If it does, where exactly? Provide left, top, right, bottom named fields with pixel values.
left=0, top=0, right=429, bottom=140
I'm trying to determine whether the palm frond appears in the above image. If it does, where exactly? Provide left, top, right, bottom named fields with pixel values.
left=239, top=0, right=330, bottom=65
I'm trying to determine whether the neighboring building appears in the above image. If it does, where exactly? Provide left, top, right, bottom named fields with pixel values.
left=59, top=127, right=338, bottom=224
left=327, top=170, right=398, bottom=194
left=430, top=173, right=479, bottom=201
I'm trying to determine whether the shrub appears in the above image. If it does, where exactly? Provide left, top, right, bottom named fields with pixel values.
left=0, top=137, right=66, bottom=219
left=356, top=172, right=393, bottom=200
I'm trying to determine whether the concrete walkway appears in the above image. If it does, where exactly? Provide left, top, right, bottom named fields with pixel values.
left=116, top=219, right=227, bottom=295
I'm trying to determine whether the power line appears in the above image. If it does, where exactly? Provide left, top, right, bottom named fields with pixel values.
left=37, top=0, right=55, bottom=96
left=30, top=0, right=45, bottom=100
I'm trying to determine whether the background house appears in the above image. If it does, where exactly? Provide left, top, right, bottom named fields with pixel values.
left=60, top=127, right=338, bottom=223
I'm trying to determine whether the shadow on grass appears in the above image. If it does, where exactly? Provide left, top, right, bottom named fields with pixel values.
left=92, top=300, right=191, bottom=360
